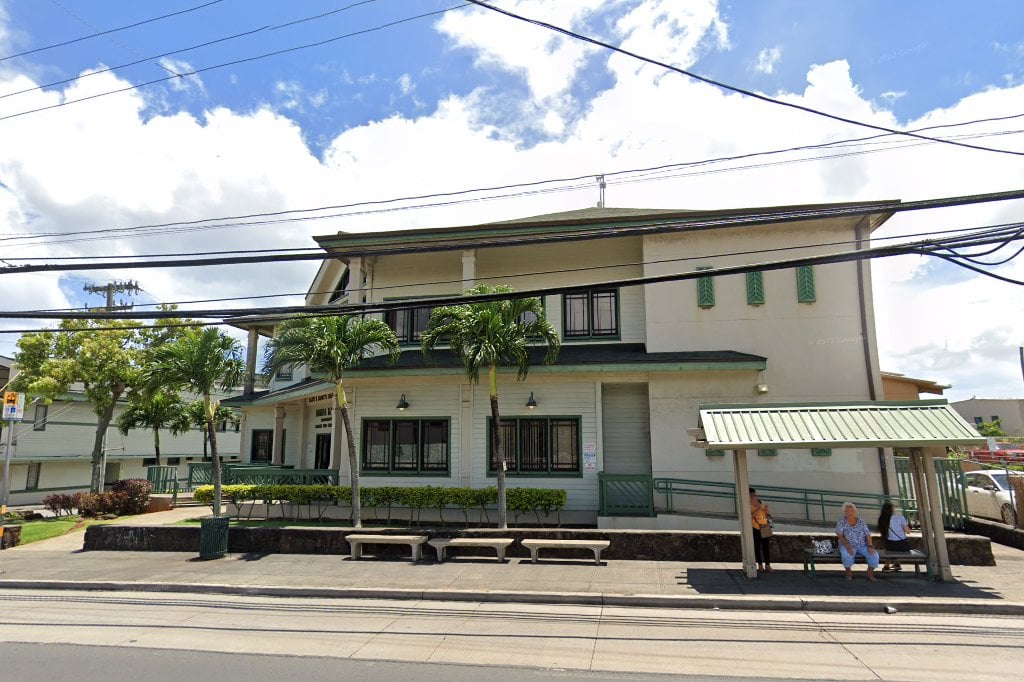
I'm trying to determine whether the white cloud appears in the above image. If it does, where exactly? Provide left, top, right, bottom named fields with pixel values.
left=754, top=46, right=782, bottom=74
left=158, top=58, right=205, bottom=94
left=879, top=90, right=907, bottom=103
left=0, top=0, right=1022, bottom=398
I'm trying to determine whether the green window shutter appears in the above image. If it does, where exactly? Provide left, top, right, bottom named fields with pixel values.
left=746, top=271, right=765, bottom=305
left=811, top=448, right=832, bottom=457
left=697, top=266, right=715, bottom=308
left=796, top=265, right=816, bottom=303
left=757, top=448, right=777, bottom=457
left=706, top=448, right=725, bottom=457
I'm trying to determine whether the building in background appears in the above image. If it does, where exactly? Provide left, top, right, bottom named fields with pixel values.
left=881, top=371, right=949, bottom=400
left=952, top=398, right=1024, bottom=436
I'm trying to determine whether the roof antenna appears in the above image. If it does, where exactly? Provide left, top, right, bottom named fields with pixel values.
left=595, top=174, right=606, bottom=208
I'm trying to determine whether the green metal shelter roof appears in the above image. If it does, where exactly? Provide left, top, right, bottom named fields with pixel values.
left=695, top=400, right=984, bottom=449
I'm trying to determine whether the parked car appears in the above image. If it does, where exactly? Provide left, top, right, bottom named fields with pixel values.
left=963, top=469, right=1020, bottom=526
left=970, top=445, right=1024, bottom=464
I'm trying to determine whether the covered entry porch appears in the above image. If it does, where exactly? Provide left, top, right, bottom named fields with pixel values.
left=690, top=400, right=984, bottom=580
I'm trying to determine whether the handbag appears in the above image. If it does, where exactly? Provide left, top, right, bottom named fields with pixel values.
left=759, top=522, right=773, bottom=539
left=812, top=539, right=834, bottom=554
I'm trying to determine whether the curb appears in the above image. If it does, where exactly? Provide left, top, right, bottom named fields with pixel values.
left=0, top=579, right=1020, bottom=616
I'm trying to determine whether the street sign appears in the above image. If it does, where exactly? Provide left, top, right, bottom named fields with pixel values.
left=3, top=392, right=25, bottom=421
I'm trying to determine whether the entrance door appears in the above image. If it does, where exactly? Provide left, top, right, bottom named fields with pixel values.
left=601, top=384, right=652, bottom=475
left=314, top=434, right=331, bottom=469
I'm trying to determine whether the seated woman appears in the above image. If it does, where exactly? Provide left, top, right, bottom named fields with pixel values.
left=836, top=502, right=879, bottom=581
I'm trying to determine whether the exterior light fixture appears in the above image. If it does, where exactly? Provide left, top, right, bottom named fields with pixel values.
left=525, top=392, right=538, bottom=409
left=396, top=394, right=410, bottom=411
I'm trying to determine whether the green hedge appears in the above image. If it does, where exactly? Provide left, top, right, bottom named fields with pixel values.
left=193, top=484, right=567, bottom=525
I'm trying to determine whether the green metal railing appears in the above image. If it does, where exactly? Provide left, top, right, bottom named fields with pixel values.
left=894, top=456, right=967, bottom=530
left=146, top=465, right=179, bottom=502
left=598, top=473, right=655, bottom=517
left=187, top=462, right=337, bottom=488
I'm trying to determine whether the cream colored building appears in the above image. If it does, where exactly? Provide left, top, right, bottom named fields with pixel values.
left=2, top=372, right=241, bottom=505
left=227, top=204, right=899, bottom=526
left=952, top=397, right=1024, bottom=436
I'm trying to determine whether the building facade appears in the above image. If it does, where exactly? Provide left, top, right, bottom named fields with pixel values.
left=952, top=398, right=1024, bottom=436
left=227, top=203, right=897, bottom=526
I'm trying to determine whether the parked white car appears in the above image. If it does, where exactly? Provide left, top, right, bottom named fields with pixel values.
left=964, top=469, right=1020, bottom=526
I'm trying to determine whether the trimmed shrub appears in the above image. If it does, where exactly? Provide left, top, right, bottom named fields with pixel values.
left=43, top=493, right=76, bottom=517
left=110, top=479, right=154, bottom=515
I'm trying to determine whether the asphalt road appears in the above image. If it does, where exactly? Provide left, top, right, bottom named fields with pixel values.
left=0, top=590, right=1021, bottom=680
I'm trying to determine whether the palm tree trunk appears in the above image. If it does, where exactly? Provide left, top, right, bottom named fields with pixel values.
left=489, top=365, right=507, bottom=529
left=202, top=427, right=209, bottom=460
left=337, top=379, right=361, bottom=528
left=153, top=430, right=161, bottom=466
left=90, top=404, right=116, bottom=494
left=204, top=394, right=222, bottom=517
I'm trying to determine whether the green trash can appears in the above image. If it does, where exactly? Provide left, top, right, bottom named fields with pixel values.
left=199, top=516, right=229, bottom=559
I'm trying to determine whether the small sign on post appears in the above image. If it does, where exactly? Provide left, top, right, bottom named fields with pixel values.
left=2, top=392, right=24, bottom=421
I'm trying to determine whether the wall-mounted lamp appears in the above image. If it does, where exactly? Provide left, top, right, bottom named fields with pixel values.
left=396, top=394, right=410, bottom=411
left=756, top=384, right=769, bottom=395
left=525, top=392, right=538, bottom=409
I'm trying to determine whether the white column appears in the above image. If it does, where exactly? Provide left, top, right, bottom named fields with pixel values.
left=909, top=449, right=937, bottom=578
left=297, top=402, right=309, bottom=469
left=243, top=328, right=258, bottom=396
left=272, top=405, right=285, bottom=465
left=459, top=383, right=473, bottom=487
left=924, top=447, right=954, bottom=581
left=461, top=249, right=476, bottom=291
left=733, top=449, right=757, bottom=579
left=348, top=257, right=363, bottom=305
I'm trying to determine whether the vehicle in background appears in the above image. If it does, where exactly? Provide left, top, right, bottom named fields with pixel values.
left=963, top=469, right=1020, bottom=526
left=969, top=443, right=1024, bottom=464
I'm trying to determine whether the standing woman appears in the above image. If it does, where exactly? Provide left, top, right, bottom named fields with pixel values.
left=877, top=501, right=912, bottom=571
left=749, top=487, right=773, bottom=573
left=836, top=502, right=879, bottom=581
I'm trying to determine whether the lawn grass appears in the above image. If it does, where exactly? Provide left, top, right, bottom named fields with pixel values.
left=175, top=518, right=357, bottom=528
left=14, top=517, right=84, bottom=544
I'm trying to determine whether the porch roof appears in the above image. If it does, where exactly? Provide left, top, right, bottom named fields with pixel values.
left=224, top=343, right=766, bottom=406
left=693, top=400, right=984, bottom=450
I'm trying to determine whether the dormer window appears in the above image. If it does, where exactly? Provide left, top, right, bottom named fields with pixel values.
left=329, top=268, right=351, bottom=303
left=562, top=289, right=619, bottom=339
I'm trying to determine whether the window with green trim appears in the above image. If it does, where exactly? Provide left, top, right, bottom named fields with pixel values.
left=562, top=289, right=618, bottom=339
left=385, top=304, right=435, bottom=344
left=811, top=447, right=832, bottom=457
left=706, top=448, right=725, bottom=457
left=746, top=271, right=765, bottom=306
left=758, top=448, right=777, bottom=457
left=697, top=266, right=715, bottom=308
left=488, top=417, right=580, bottom=474
left=362, top=419, right=450, bottom=475
left=796, top=265, right=816, bottom=303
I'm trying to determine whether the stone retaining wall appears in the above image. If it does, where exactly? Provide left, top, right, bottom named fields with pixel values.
left=83, top=525, right=996, bottom=565
left=0, top=525, right=21, bottom=549
left=966, top=518, right=1024, bottom=551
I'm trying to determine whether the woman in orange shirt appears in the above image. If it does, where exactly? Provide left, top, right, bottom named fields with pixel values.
left=750, top=487, right=773, bottom=573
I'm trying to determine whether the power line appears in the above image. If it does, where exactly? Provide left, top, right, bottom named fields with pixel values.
left=3, top=112, right=1021, bottom=246
left=11, top=220, right=1023, bottom=314
left=0, top=0, right=225, bottom=62
left=0, top=3, right=469, bottom=123
left=2, top=217, right=1022, bottom=322
left=0, top=1, right=384, bottom=102
left=464, top=0, right=1024, bottom=159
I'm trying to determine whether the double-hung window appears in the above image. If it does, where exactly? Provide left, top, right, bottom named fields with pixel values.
left=562, top=289, right=618, bottom=339
left=362, top=419, right=450, bottom=475
left=385, top=304, right=435, bottom=344
left=488, top=417, right=580, bottom=475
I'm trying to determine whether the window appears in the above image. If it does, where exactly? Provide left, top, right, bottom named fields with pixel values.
left=746, top=271, right=765, bottom=306
left=33, top=404, right=48, bottom=431
left=166, top=457, right=181, bottom=466
left=696, top=266, right=715, bottom=308
left=385, top=304, right=435, bottom=343
left=991, top=416, right=1000, bottom=423
left=487, top=417, right=580, bottom=475
left=811, top=448, right=832, bottom=457
left=361, top=419, right=449, bottom=474
left=329, top=268, right=351, bottom=303
left=562, top=289, right=618, bottom=339
left=26, top=462, right=41, bottom=490
left=974, top=417, right=983, bottom=425
left=142, top=458, right=157, bottom=467
left=796, top=265, right=816, bottom=303
left=251, top=430, right=273, bottom=463
left=276, top=365, right=293, bottom=381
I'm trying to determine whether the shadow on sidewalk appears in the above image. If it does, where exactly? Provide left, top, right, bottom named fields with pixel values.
left=681, top=567, right=1004, bottom=600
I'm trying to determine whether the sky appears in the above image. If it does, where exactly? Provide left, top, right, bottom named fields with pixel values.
left=0, top=0, right=1022, bottom=401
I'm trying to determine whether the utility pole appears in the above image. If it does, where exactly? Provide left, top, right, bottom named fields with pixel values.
left=595, top=174, right=606, bottom=208
left=82, top=280, right=140, bottom=311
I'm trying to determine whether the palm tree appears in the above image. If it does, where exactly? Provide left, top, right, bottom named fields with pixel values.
left=116, top=391, right=188, bottom=465
left=182, top=399, right=239, bottom=460
left=143, top=328, right=244, bottom=517
left=262, top=315, right=400, bottom=528
left=421, top=284, right=559, bottom=529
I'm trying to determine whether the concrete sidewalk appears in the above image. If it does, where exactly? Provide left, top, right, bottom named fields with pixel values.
left=2, top=511, right=1022, bottom=615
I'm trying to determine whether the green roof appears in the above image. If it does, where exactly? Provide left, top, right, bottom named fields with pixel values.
left=696, top=400, right=984, bottom=449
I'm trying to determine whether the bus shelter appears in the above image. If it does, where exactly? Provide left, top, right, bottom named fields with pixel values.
left=690, top=400, right=984, bottom=581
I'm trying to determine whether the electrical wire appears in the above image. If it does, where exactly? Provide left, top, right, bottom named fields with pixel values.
left=0, top=3, right=471, bottom=123
left=0, top=0, right=225, bottom=62
left=464, top=1, right=1024, bottom=158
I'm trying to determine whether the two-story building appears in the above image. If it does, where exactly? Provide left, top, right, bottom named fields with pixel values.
left=226, top=202, right=899, bottom=526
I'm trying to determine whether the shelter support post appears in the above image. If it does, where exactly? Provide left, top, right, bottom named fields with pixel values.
left=272, top=406, right=285, bottom=466
left=732, top=449, right=757, bottom=579
left=909, top=449, right=939, bottom=580
left=923, top=447, right=954, bottom=581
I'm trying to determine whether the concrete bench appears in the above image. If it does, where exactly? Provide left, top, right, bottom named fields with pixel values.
left=427, top=538, right=514, bottom=562
left=802, top=548, right=929, bottom=578
left=521, top=539, right=610, bottom=565
left=346, top=534, right=428, bottom=561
